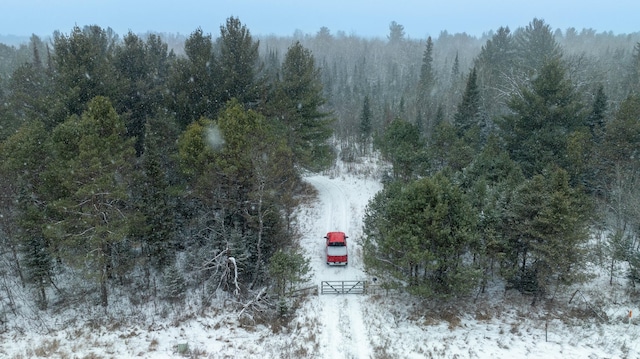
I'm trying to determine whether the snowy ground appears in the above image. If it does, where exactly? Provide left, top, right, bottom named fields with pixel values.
left=2, top=156, right=640, bottom=358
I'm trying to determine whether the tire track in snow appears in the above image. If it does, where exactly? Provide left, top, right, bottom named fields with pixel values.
left=304, top=175, right=372, bottom=359
left=307, top=175, right=350, bottom=233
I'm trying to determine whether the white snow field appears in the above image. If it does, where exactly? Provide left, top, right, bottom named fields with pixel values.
left=2, top=156, right=640, bottom=358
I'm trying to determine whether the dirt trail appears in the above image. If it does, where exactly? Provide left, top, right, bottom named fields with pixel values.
left=303, top=175, right=374, bottom=359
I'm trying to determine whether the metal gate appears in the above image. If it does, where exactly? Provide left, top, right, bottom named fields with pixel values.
left=320, top=280, right=366, bottom=294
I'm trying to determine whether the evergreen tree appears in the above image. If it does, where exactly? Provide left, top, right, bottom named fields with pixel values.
left=600, top=94, right=640, bottom=283
left=514, top=18, right=562, bottom=74
left=429, top=119, right=473, bottom=172
left=474, top=27, right=516, bottom=119
left=453, top=67, right=482, bottom=142
left=359, top=95, right=372, bottom=146
left=7, top=40, right=50, bottom=127
left=417, top=36, right=436, bottom=136
left=451, top=52, right=460, bottom=84
left=268, top=249, right=311, bottom=297
left=1, top=120, right=54, bottom=308
left=587, top=84, right=608, bottom=142
left=628, top=42, right=640, bottom=94
left=51, top=26, right=121, bottom=125
left=177, top=101, right=297, bottom=289
left=167, top=28, right=218, bottom=128
left=129, top=115, right=181, bottom=273
left=215, top=101, right=298, bottom=287
left=498, top=58, right=585, bottom=177
left=162, top=263, right=187, bottom=303
left=363, top=173, right=480, bottom=299
left=459, top=134, right=525, bottom=294
left=502, top=168, right=590, bottom=304
left=375, top=118, right=427, bottom=180
left=216, top=16, right=263, bottom=108
left=113, top=32, right=149, bottom=155
left=268, top=41, right=334, bottom=171
left=113, top=32, right=171, bottom=155
left=387, top=21, right=405, bottom=44
left=48, top=96, right=136, bottom=307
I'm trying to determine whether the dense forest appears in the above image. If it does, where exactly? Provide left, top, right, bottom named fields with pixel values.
left=1, top=16, right=639, bottom=317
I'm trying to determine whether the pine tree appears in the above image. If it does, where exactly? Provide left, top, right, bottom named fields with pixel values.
left=503, top=168, right=590, bottom=304
left=162, top=263, right=186, bottom=302
left=268, top=249, right=311, bottom=297
left=113, top=32, right=172, bottom=156
left=359, top=95, right=372, bottom=146
left=167, top=28, right=218, bottom=128
left=130, top=118, right=179, bottom=272
left=628, top=42, right=640, bottom=94
left=459, top=134, right=525, bottom=294
left=268, top=41, right=334, bottom=171
left=514, top=18, right=562, bottom=74
left=587, top=84, right=608, bottom=142
left=49, top=96, right=135, bottom=307
left=1, top=120, right=53, bottom=308
left=417, top=37, right=436, bottom=136
left=387, top=21, right=405, bottom=44
left=51, top=26, right=121, bottom=124
left=498, top=58, right=585, bottom=177
left=474, top=27, right=515, bottom=119
left=375, top=118, right=427, bottom=180
left=216, top=16, right=262, bottom=108
left=600, top=94, right=640, bottom=284
left=363, top=173, right=480, bottom=299
left=453, top=67, right=481, bottom=141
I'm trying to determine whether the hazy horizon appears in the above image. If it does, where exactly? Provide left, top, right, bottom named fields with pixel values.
left=2, top=0, right=639, bottom=42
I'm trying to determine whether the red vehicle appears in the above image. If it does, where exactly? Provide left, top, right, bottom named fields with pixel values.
left=325, top=231, right=348, bottom=265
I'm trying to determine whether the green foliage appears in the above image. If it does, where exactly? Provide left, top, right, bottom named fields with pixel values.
left=417, top=36, right=436, bottom=134
left=387, top=21, right=406, bottom=44
left=628, top=42, right=640, bottom=94
left=1, top=120, right=55, bottom=308
left=2, top=16, right=640, bottom=312
left=129, top=117, right=181, bottom=270
left=375, top=118, right=428, bottom=180
left=113, top=32, right=172, bottom=155
left=52, top=26, right=121, bottom=123
left=602, top=94, right=640, bottom=168
left=514, top=18, right=562, bottom=73
left=268, top=249, right=311, bottom=297
left=429, top=120, right=473, bottom=172
left=363, top=174, right=480, bottom=299
left=177, top=117, right=217, bottom=181
left=163, top=263, right=187, bottom=302
left=474, top=27, right=515, bottom=119
left=48, top=96, right=136, bottom=307
left=359, top=95, right=372, bottom=143
left=167, top=28, right=218, bottom=128
left=499, top=58, right=586, bottom=178
left=587, top=84, right=608, bottom=142
left=501, top=168, right=590, bottom=301
left=216, top=17, right=262, bottom=106
left=453, top=67, right=481, bottom=140
left=269, top=41, right=334, bottom=171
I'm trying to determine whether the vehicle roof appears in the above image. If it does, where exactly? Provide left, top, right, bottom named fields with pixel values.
left=326, top=231, right=347, bottom=243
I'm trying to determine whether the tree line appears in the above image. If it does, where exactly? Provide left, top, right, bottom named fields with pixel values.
left=362, top=19, right=640, bottom=304
left=0, top=17, right=329, bottom=311
left=0, top=17, right=639, bottom=313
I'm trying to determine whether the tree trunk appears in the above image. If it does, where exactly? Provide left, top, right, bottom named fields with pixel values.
left=100, top=266, right=109, bottom=307
left=250, top=179, right=265, bottom=290
left=100, top=242, right=110, bottom=307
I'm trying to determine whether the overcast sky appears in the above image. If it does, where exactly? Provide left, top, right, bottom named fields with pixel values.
left=2, top=0, right=638, bottom=39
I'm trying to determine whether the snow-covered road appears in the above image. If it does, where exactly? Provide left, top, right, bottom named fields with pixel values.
left=301, top=174, right=382, bottom=359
